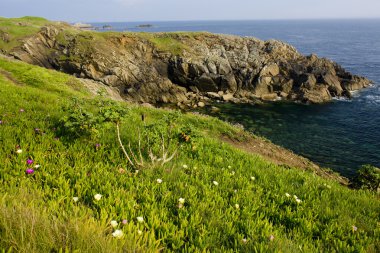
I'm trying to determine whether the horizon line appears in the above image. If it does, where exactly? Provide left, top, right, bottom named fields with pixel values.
left=84, top=17, right=380, bottom=23
left=1, top=15, right=380, bottom=23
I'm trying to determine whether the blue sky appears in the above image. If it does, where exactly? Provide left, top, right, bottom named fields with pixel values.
left=1, top=0, right=380, bottom=22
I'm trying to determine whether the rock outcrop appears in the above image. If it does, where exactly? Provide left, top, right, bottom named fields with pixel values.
left=9, top=24, right=372, bottom=105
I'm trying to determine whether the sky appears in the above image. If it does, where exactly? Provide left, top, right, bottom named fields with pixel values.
left=1, top=0, right=380, bottom=22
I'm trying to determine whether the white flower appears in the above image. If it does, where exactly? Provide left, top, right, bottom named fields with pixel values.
left=137, top=216, right=144, bottom=223
left=293, top=195, right=298, bottom=199
left=137, top=230, right=142, bottom=235
left=16, top=149, right=22, bottom=154
left=285, top=193, right=291, bottom=198
left=178, top=198, right=185, bottom=204
left=94, top=194, right=102, bottom=201
left=235, top=204, right=240, bottom=209
left=250, top=176, right=256, bottom=181
left=110, top=220, right=118, bottom=228
left=34, top=164, right=41, bottom=169
left=112, top=229, right=124, bottom=239
left=182, top=164, right=188, bottom=169
left=72, top=197, right=79, bottom=202
left=295, top=198, right=302, bottom=203
left=230, top=171, right=235, bottom=175
left=156, top=178, right=163, bottom=184
left=135, top=170, right=139, bottom=174
left=213, top=181, right=219, bottom=186
left=242, top=238, right=247, bottom=244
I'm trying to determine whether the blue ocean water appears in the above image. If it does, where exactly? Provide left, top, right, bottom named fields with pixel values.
left=91, top=20, right=380, bottom=177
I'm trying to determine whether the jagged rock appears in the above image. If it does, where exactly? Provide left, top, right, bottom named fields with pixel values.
left=9, top=24, right=371, bottom=105
left=222, top=93, right=234, bottom=101
left=260, top=63, right=280, bottom=76
left=261, top=93, right=279, bottom=101
left=206, top=92, right=221, bottom=99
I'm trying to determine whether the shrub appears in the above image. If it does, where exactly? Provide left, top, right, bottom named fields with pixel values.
left=352, top=165, right=380, bottom=192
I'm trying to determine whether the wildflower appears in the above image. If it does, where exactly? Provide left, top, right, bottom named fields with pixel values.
left=251, top=176, right=256, bottom=181
left=178, top=203, right=184, bottom=209
left=73, top=197, right=79, bottom=202
left=27, top=159, right=33, bottom=165
left=182, top=164, right=188, bottom=169
left=242, top=238, right=247, bottom=244
left=285, top=193, right=291, bottom=198
left=135, top=170, right=139, bottom=174
left=25, top=168, right=34, bottom=174
left=19, top=109, right=25, bottom=112
left=16, top=149, right=23, bottom=154
left=110, top=220, right=118, bottom=228
left=293, top=195, right=298, bottom=199
left=213, top=181, right=219, bottom=186
left=178, top=198, right=185, bottom=204
left=235, top=204, right=240, bottom=209
left=122, top=219, right=128, bottom=225
left=94, top=194, right=102, bottom=201
left=230, top=171, right=235, bottom=176
left=269, top=235, right=275, bottom=241
left=352, top=225, right=358, bottom=232
left=137, top=230, right=142, bottom=235
left=0, top=120, right=2, bottom=124
left=34, top=164, right=41, bottom=169
left=295, top=198, right=302, bottom=204
left=112, top=229, right=124, bottom=239
left=95, top=143, right=101, bottom=148
left=137, top=216, right=144, bottom=223
left=157, top=178, right=163, bottom=184
left=234, top=189, right=238, bottom=193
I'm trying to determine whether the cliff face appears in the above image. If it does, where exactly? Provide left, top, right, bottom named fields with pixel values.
left=9, top=25, right=371, bottom=105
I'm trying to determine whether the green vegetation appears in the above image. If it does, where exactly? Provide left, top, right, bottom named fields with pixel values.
left=0, top=16, right=50, bottom=52
left=0, top=56, right=379, bottom=252
left=352, top=165, right=380, bottom=192
left=149, top=36, right=187, bottom=55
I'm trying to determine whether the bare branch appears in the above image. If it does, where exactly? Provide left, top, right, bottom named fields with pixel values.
left=116, top=122, right=135, bottom=167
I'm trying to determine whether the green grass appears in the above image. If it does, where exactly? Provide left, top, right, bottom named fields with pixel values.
left=0, top=57, right=379, bottom=252
left=0, top=16, right=50, bottom=52
left=0, top=16, right=202, bottom=57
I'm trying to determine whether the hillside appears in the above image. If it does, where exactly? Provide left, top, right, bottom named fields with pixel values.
left=0, top=51, right=379, bottom=252
left=0, top=17, right=371, bottom=107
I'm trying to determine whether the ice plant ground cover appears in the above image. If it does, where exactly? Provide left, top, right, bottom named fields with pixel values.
left=0, top=57, right=379, bottom=252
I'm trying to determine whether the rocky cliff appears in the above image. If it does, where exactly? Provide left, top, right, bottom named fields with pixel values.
left=7, top=24, right=371, bottom=105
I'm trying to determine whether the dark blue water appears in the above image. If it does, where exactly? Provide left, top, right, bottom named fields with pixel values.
left=91, top=20, right=380, bottom=177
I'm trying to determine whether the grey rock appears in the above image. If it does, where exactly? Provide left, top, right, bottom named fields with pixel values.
left=10, top=24, right=371, bottom=105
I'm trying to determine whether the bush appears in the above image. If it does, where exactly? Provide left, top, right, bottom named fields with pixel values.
left=352, top=165, right=380, bottom=192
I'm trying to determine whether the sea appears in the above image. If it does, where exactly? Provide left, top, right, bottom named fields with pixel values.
left=90, top=20, right=380, bottom=177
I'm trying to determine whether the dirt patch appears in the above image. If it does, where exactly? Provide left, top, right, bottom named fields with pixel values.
left=0, top=68, right=24, bottom=86
left=220, top=133, right=349, bottom=185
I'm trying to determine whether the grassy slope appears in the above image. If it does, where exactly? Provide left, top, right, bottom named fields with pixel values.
left=0, top=17, right=50, bottom=52
left=0, top=16, right=205, bottom=57
left=0, top=57, right=379, bottom=252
